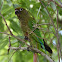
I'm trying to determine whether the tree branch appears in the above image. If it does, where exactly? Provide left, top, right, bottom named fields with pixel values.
left=10, top=47, right=27, bottom=50
left=0, top=13, right=54, bottom=62
left=10, top=46, right=54, bottom=62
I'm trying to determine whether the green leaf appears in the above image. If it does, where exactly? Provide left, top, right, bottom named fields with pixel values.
left=0, top=17, right=4, bottom=31
left=59, top=9, right=62, bottom=15
left=0, top=36, right=8, bottom=50
left=0, top=0, right=3, bottom=11
left=9, top=19, right=22, bottom=34
left=50, top=2, right=56, bottom=11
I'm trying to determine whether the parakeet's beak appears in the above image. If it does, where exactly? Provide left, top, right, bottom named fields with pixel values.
left=15, top=9, right=20, bottom=17
left=15, top=9, right=19, bottom=15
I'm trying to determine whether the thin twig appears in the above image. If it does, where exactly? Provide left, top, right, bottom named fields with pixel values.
left=37, top=23, right=51, bottom=25
left=50, top=0, right=62, bottom=8
left=12, top=34, right=30, bottom=46
left=0, top=0, right=3, bottom=10
left=0, top=13, right=13, bottom=35
left=8, top=50, right=17, bottom=62
left=58, top=0, right=62, bottom=5
left=39, top=0, right=57, bottom=33
left=56, top=9, right=61, bottom=62
left=0, top=32, right=10, bottom=35
left=8, top=36, right=11, bottom=54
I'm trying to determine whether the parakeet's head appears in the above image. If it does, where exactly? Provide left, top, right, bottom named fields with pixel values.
left=15, top=7, right=28, bottom=17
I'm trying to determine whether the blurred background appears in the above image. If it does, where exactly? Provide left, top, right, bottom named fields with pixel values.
left=0, top=0, right=62, bottom=62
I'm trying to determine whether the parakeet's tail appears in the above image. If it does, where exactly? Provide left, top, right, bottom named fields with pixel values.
left=41, top=39, right=52, bottom=54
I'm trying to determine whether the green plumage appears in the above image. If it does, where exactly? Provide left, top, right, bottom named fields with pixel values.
left=15, top=7, right=44, bottom=48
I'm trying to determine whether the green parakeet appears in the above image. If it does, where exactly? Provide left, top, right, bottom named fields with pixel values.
left=15, top=7, right=52, bottom=54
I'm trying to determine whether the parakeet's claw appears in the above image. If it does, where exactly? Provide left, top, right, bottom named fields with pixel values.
left=27, top=46, right=32, bottom=51
left=24, top=36, right=28, bottom=40
left=27, top=47, right=30, bottom=51
left=24, top=36, right=31, bottom=42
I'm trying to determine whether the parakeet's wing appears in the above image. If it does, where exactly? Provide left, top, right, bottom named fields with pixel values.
left=28, top=17, right=45, bottom=49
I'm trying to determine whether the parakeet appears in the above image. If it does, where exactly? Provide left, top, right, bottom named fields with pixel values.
left=15, top=7, right=52, bottom=54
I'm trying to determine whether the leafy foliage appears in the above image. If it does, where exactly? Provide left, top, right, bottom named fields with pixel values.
left=0, top=0, right=62, bottom=62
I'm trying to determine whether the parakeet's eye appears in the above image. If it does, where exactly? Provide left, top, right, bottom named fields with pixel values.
left=20, top=8, right=23, bottom=11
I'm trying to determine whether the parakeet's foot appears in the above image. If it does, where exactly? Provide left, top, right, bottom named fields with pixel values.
left=24, top=36, right=28, bottom=40
left=27, top=46, right=32, bottom=51
left=27, top=47, right=30, bottom=51
left=24, top=36, right=31, bottom=42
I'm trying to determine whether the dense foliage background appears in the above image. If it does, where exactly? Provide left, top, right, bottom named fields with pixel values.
left=0, top=0, right=62, bottom=62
